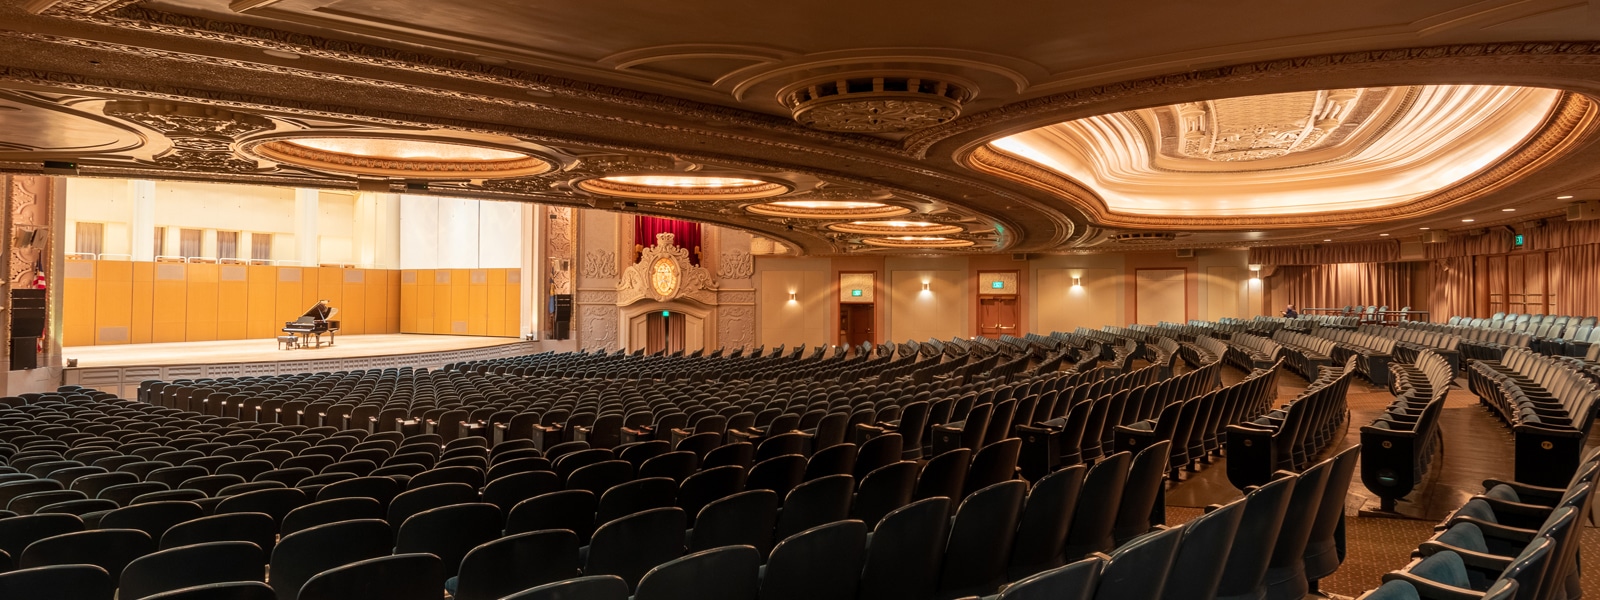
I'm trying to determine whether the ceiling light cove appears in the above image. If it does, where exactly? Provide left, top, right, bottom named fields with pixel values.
left=826, top=220, right=965, bottom=235
left=979, top=85, right=1575, bottom=225
left=246, top=136, right=553, bottom=179
left=745, top=200, right=912, bottom=219
left=576, top=174, right=788, bottom=200
left=861, top=236, right=975, bottom=249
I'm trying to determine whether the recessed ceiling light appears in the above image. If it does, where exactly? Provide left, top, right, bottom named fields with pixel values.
left=1557, top=195, right=1574, bottom=199
left=262, top=49, right=301, bottom=60
left=1379, top=233, right=1389, bottom=236
left=1462, top=219, right=1476, bottom=223
left=1502, top=208, right=1517, bottom=212
left=1420, top=227, right=1431, bottom=230
left=1323, top=239, right=1332, bottom=242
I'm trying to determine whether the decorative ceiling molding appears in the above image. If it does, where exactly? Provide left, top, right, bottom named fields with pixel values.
left=963, top=91, right=1600, bottom=230
left=908, top=42, right=1600, bottom=158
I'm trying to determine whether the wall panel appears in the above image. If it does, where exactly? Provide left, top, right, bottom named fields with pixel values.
left=1135, top=269, right=1187, bottom=325
left=65, top=260, right=414, bottom=346
left=1036, top=268, right=1118, bottom=334
left=93, top=261, right=132, bottom=345
left=186, top=264, right=218, bottom=342
left=131, top=263, right=154, bottom=344
left=62, top=260, right=96, bottom=347
left=216, top=265, right=248, bottom=340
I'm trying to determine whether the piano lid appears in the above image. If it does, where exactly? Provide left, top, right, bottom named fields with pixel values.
left=300, top=300, right=334, bottom=320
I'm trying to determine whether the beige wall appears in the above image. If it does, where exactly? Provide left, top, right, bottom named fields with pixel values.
left=1036, top=267, right=1121, bottom=333
left=757, top=262, right=830, bottom=348
left=887, top=267, right=967, bottom=344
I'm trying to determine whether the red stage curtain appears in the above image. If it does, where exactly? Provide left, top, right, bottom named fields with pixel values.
left=1266, top=263, right=1414, bottom=312
left=635, top=216, right=702, bottom=265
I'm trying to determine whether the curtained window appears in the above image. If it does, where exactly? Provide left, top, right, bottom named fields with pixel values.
left=179, top=229, right=202, bottom=258
left=153, top=226, right=167, bottom=258
left=74, top=222, right=104, bottom=257
left=217, top=231, right=239, bottom=260
left=251, top=233, right=273, bottom=262
left=635, top=216, right=702, bottom=265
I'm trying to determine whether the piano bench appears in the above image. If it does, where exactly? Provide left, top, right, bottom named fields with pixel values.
left=277, top=335, right=300, bottom=350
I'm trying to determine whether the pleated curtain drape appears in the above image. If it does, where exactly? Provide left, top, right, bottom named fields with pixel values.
left=1427, top=256, right=1476, bottom=320
left=1551, top=244, right=1600, bottom=316
left=645, top=312, right=687, bottom=355
left=1266, top=263, right=1414, bottom=312
left=635, top=216, right=702, bottom=265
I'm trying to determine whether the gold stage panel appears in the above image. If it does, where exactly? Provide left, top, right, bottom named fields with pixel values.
left=63, top=333, right=522, bottom=368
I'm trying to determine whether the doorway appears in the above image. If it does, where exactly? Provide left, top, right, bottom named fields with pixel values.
left=645, top=310, right=686, bottom=355
left=979, top=296, right=1019, bottom=336
left=840, top=303, right=875, bottom=346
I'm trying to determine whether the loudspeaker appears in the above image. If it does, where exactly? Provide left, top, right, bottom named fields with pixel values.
left=1568, top=201, right=1600, bottom=221
left=10, top=338, right=36, bottom=370
left=11, top=317, right=44, bottom=338
left=551, top=294, right=572, bottom=320
left=553, top=321, right=570, bottom=340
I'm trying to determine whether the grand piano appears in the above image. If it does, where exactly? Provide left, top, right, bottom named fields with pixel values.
left=282, top=300, right=340, bottom=348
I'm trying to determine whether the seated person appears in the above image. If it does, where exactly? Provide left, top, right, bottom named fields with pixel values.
left=1283, top=303, right=1299, bottom=318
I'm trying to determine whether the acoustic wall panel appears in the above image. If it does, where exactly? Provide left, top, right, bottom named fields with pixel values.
left=63, top=261, right=410, bottom=347
left=249, top=266, right=279, bottom=340
left=62, top=260, right=96, bottom=347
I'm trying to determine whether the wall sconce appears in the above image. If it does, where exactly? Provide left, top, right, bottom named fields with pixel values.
left=1072, top=276, right=1082, bottom=287
left=1249, top=264, right=1261, bottom=282
left=921, top=282, right=930, bottom=292
left=787, top=291, right=797, bottom=303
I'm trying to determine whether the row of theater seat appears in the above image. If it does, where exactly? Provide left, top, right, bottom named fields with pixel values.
left=1355, top=449, right=1597, bottom=600
left=1466, top=347, right=1600, bottom=487
left=1359, top=349, right=1453, bottom=512
left=1225, top=358, right=1355, bottom=490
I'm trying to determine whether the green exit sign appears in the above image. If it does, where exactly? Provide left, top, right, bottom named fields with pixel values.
left=1514, top=234, right=1525, bottom=247
left=661, top=310, right=670, bottom=317
left=850, top=289, right=862, bottom=297
left=991, top=281, right=1005, bottom=289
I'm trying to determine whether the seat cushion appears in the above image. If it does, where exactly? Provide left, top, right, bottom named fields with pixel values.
left=1410, top=551, right=1471, bottom=589
left=1436, top=523, right=1488, bottom=554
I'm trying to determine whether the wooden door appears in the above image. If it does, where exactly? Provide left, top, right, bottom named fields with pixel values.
left=841, top=303, right=875, bottom=346
left=979, top=296, right=1019, bottom=336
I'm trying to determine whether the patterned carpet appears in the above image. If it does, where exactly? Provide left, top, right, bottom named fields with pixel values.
left=1161, top=363, right=1600, bottom=598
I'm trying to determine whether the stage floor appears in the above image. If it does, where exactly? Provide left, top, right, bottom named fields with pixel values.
left=64, top=334, right=523, bottom=368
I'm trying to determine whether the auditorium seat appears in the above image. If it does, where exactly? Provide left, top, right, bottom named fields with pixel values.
left=117, top=541, right=263, bottom=600
left=633, top=545, right=760, bottom=600
left=758, top=520, right=867, bottom=600
left=297, top=553, right=444, bottom=600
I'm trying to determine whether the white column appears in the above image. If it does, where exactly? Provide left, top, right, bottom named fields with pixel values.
left=294, top=188, right=319, bottom=267
left=129, top=180, right=156, bottom=261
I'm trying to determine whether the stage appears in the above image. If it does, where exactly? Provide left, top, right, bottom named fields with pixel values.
left=64, top=334, right=525, bottom=368
left=62, top=334, right=542, bottom=397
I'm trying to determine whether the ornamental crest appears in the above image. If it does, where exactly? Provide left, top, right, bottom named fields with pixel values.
left=618, top=233, right=718, bottom=305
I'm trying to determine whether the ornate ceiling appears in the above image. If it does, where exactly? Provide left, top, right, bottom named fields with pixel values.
left=989, top=85, right=1569, bottom=218
left=2, top=0, right=1600, bottom=254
